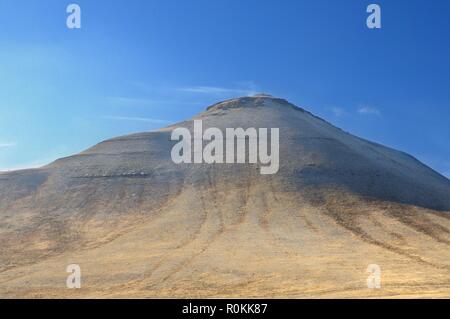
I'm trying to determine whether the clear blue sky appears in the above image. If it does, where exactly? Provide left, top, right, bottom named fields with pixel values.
left=0, top=0, right=449, bottom=177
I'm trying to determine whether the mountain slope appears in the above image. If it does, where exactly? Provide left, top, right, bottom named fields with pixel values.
left=1, top=95, right=450, bottom=298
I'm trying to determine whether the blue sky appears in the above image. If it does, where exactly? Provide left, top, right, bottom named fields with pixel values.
left=0, top=0, right=449, bottom=177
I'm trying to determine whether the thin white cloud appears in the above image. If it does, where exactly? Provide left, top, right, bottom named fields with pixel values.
left=328, top=107, right=349, bottom=117
left=0, top=161, right=47, bottom=172
left=107, top=96, right=200, bottom=107
left=102, top=116, right=171, bottom=124
left=0, top=148, right=75, bottom=173
left=107, top=97, right=161, bottom=107
left=129, top=81, right=260, bottom=99
left=0, top=155, right=60, bottom=172
left=358, top=106, right=381, bottom=116
left=0, top=143, right=16, bottom=148
left=177, top=85, right=257, bottom=96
